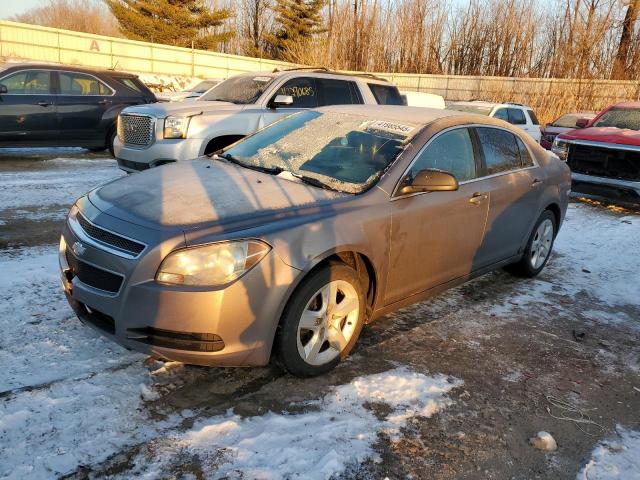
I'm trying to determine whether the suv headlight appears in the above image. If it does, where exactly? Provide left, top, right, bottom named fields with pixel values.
left=163, top=116, right=191, bottom=139
left=551, top=137, right=569, bottom=161
left=156, top=240, right=270, bottom=287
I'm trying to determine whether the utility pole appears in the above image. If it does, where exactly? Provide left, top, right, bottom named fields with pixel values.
left=611, top=0, right=639, bottom=79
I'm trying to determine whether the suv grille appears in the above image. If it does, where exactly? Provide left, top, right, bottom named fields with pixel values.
left=77, top=213, right=145, bottom=256
left=118, top=114, right=153, bottom=147
left=65, top=248, right=124, bottom=294
left=568, top=144, right=640, bottom=181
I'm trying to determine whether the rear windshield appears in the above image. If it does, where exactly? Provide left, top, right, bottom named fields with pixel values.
left=448, top=104, right=493, bottom=115
left=200, top=75, right=274, bottom=104
left=592, top=108, right=640, bottom=130
left=190, top=80, right=219, bottom=93
left=368, top=84, right=404, bottom=105
left=115, top=77, right=142, bottom=93
left=221, top=110, right=420, bottom=194
left=527, top=109, right=540, bottom=125
left=552, top=114, right=582, bottom=128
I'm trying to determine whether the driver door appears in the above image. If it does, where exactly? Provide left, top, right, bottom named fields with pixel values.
left=384, top=127, right=489, bottom=305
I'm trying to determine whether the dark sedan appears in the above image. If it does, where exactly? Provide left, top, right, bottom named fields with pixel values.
left=0, top=64, right=156, bottom=155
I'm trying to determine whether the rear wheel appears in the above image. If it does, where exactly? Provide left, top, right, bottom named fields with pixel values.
left=107, top=128, right=117, bottom=157
left=276, top=263, right=365, bottom=377
left=507, top=210, right=556, bottom=277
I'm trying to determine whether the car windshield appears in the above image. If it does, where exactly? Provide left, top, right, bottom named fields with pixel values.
left=190, top=80, right=218, bottom=94
left=552, top=114, right=583, bottom=128
left=447, top=104, right=493, bottom=115
left=220, top=110, right=420, bottom=194
left=592, top=108, right=640, bottom=130
left=199, top=75, right=273, bottom=104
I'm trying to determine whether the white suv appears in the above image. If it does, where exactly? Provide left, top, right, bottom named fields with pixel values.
left=114, top=68, right=405, bottom=172
left=448, top=101, right=542, bottom=141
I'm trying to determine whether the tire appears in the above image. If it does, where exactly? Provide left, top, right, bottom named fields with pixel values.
left=275, top=263, right=366, bottom=377
left=507, top=210, right=556, bottom=278
left=107, top=128, right=117, bottom=157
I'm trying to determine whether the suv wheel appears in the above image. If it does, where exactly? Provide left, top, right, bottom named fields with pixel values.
left=276, top=263, right=365, bottom=377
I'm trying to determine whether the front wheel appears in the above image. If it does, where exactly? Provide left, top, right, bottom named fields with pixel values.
left=507, top=210, right=556, bottom=277
left=275, top=263, right=365, bottom=377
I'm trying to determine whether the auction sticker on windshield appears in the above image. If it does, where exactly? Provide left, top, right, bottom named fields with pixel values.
left=366, top=120, right=416, bottom=135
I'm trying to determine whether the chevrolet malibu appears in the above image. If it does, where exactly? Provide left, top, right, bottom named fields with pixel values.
left=60, top=105, right=571, bottom=377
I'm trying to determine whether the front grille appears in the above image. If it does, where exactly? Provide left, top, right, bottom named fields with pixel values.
left=117, top=158, right=150, bottom=171
left=66, top=248, right=123, bottom=294
left=77, top=212, right=145, bottom=256
left=127, top=327, right=225, bottom=352
left=118, top=114, right=153, bottom=147
left=568, top=144, right=640, bottom=181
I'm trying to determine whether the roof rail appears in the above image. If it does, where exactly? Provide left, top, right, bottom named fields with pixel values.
left=505, top=102, right=524, bottom=106
left=271, top=66, right=388, bottom=82
left=272, top=66, right=330, bottom=73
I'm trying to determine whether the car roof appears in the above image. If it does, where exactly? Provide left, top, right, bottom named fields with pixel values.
left=609, top=101, right=640, bottom=109
left=451, top=100, right=533, bottom=109
left=233, top=69, right=393, bottom=84
left=1, top=63, right=138, bottom=78
left=314, top=104, right=471, bottom=125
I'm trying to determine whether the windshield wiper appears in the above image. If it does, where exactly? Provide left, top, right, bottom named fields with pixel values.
left=218, top=153, right=283, bottom=175
left=291, top=173, right=337, bottom=192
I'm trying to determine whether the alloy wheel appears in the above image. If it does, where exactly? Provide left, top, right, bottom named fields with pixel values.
left=530, top=218, right=554, bottom=269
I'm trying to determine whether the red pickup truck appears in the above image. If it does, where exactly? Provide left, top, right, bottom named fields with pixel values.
left=551, top=101, right=640, bottom=200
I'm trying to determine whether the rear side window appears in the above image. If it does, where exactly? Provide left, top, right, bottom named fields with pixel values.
left=59, top=72, right=111, bottom=95
left=368, top=84, right=404, bottom=105
left=116, top=77, right=142, bottom=93
left=507, top=108, right=526, bottom=125
left=407, top=128, right=477, bottom=183
left=527, top=109, right=540, bottom=125
left=516, top=137, right=534, bottom=167
left=316, top=78, right=360, bottom=106
left=276, top=77, right=317, bottom=108
left=476, top=127, right=522, bottom=174
left=0, top=70, right=51, bottom=94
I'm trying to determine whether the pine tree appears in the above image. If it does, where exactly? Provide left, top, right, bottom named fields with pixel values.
left=263, top=0, right=326, bottom=60
left=105, top=0, right=233, bottom=50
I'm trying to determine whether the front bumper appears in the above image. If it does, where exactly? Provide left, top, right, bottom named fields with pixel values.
left=571, top=172, right=640, bottom=198
left=113, top=137, right=204, bottom=172
left=59, top=201, right=301, bottom=366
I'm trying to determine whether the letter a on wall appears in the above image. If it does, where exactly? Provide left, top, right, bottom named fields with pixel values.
left=90, top=40, right=100, bottom=52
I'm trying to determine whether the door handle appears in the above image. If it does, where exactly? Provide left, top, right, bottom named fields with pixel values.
left=35, top=101, right=50, bottom=107
left=531, top=178, right=543, bottom=187
left=469, top=193, right=488, bottom=205
left=98, top=99, right=112, bottom=105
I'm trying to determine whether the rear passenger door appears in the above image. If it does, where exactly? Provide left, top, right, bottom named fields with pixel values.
left=0, top=69, right=58, bottom=144
left=316, top=78, right=362, bottom=106
left=471, top=127, right=541, bottom=266
left=54, top=70, right=114, bottom=144
left=367, top=84, right=404, bottom=105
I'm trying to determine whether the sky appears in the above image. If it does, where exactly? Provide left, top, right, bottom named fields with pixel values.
left=0, top=0, right=42, bottom=19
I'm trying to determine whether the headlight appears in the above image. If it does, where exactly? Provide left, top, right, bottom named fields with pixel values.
left=163, top=116, right=191, bottom=139
left=551, top=137, right=569, bottom=161
left=156, top=240, right=270, bottom=287
left=116, top=115, right=124, bottom=143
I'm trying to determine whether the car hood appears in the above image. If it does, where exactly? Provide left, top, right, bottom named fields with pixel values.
left=88, top=159, right=347, bottom=233
left=122, top=100, right=245, bottom=119
left=558, top=127, right=640, bottom=146
left=542, top=126, right=571, bottom=136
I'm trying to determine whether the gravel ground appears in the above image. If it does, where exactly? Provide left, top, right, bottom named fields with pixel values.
left=0, top=149, right=638, bottom=480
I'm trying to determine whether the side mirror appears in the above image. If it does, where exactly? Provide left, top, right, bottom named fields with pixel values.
left=575, top=118, right=590, bottom=128
left=398, top=169, right=459, bottom=196
left=270, top=94, right=294, bottom=108
left=0, top=84, right=7, bottom=94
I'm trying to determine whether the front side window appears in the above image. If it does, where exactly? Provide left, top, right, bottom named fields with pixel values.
left=406, top=128, right=477, bottom=183
left=368, top=84, right=404, bottom=105
left=476, top=127, right=522, bottom=174
left=592, top=107, right=640, bottom=130
left=493, top=108, right=509, bottom=121
left=316, top=78, right=360, bottom=106
left=59, top=72, right=111, bottom=95
left=274, top=77, right=318, bottom=108
left=0, top=70, right=51, bottom=94
left=222, top=111, right=419, bottom=193
left=200, top=74, right=274, bottom=104
left=507, top=108, right=526, bottom=125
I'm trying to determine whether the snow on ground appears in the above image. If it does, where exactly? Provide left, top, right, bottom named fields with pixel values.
left=119, top=369, right=461, bottom=480
left=577, top=428, right=640, bottom=479
left=0, top=157, right=123, bottom=221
